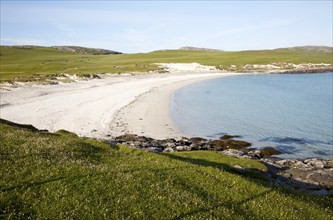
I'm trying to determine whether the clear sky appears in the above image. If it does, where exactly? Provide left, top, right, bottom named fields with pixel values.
left=1, top=1, right=332, bottom=53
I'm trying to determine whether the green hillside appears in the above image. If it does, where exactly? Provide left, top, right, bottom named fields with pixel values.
left=0, top=45, right=332, bottom=82
left=0, top=119, right=332, bottom=219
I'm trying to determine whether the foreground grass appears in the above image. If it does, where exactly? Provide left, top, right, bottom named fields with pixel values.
left=1, top=46, right=332, bottom=82
left=0, top=119, right=332, bottom=219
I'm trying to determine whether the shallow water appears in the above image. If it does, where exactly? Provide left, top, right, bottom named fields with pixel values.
left=171, top=72, right=333, bottom=159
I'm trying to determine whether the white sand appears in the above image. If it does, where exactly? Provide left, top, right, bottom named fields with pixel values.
left=157, top=62, right=217, bottom=72
left=0, top=70, right=245, bottom=139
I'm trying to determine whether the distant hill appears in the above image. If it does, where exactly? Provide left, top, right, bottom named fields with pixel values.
left=180, top=45, right=333, bottom=53
left=1, top=45, right=122, bottom=55
left=277, top=46, right=333, bottom=54
left=179, top=46, right=223, bottom=52
left=1, top=44, right=332, bottom=82
left=52, top=46, right=122, bottom=55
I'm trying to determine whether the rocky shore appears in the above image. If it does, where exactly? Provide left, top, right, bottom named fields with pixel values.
left=273, top=66, right=333, bottom=74
left=113, top=134, right=333, bottom=196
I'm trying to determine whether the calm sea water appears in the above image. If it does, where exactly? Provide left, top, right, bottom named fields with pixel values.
left=171, top=73, right=333, bottom=159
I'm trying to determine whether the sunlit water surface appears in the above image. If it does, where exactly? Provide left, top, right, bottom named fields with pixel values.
left=171, top=73, right=333, bottom=159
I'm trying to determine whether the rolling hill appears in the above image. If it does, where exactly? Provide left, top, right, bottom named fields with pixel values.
left=0, top=45, right=332, bottom=82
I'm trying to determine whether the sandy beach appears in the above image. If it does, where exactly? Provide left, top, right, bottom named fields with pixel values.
left=0, top=70, right=244, bottom=139
left=110, top=73, right=240, bottom=139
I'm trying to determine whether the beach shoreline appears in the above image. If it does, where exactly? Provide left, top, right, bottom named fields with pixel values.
left=110, top=72, right=246, bottom=139
left=2, top=70, right=333, bottom=195
left=0, top=71, right=246, bottom=139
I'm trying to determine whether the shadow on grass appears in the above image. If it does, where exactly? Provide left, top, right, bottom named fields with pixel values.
left=0, top=193, right=36, bottom=219
left=0, top=165, right=191, bottom=193
left=0, top=176, right=67, bottom=193
left=155, top=153, right=275, bottom=218
left=162, top=153, right=267, bottom=182
left=160, top=153, right=333, bottom=218
left=172, top=189, right=273, bottom=220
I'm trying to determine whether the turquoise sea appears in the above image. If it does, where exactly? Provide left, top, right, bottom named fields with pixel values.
left=171, top=72, right=333, bottom=159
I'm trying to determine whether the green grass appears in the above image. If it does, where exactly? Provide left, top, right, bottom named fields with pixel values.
left=1, top=45, right=332, bottom=82
left=1, top=119, right=332, bottom=219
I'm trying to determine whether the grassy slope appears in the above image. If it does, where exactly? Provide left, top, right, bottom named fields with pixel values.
left=1, top=46, right=332, bottom=82
left=1, top=119, right=332, bottom=219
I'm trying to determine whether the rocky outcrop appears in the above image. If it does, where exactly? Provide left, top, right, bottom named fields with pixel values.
left=52, top=46, right=122, bottom=55
left=261, top=158, right=333, bottom=195
left=179, top=46, right=224, bottom=52
left=114, top=134, right=252, bottom=153
left=113, top=133, right=333, bottom=195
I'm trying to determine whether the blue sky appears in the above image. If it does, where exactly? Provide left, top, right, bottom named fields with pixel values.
left=1, top=1, right=332, bottom=53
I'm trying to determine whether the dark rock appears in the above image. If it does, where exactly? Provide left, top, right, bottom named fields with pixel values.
left=49, top=81, right=59, bottom=85
left=158, top=138, right=177, bottom=145
left=82, top=74, right=91, bottom=78
left=157, top=139, right=177, bottom=147
left=223, top=139, right=251, bottom=150
left=220, top=135, right=241, bottom=140
left=259, top=147, right=282, bottom=157
left=208, top=140, right=225, bottom=151
left=115, top=133, right=138, bottom=142
left=179, top=137, right=192, bottom=146
left=190, top=137, right=208, bottom=145
left=209, top=140, right=224, bottom=147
